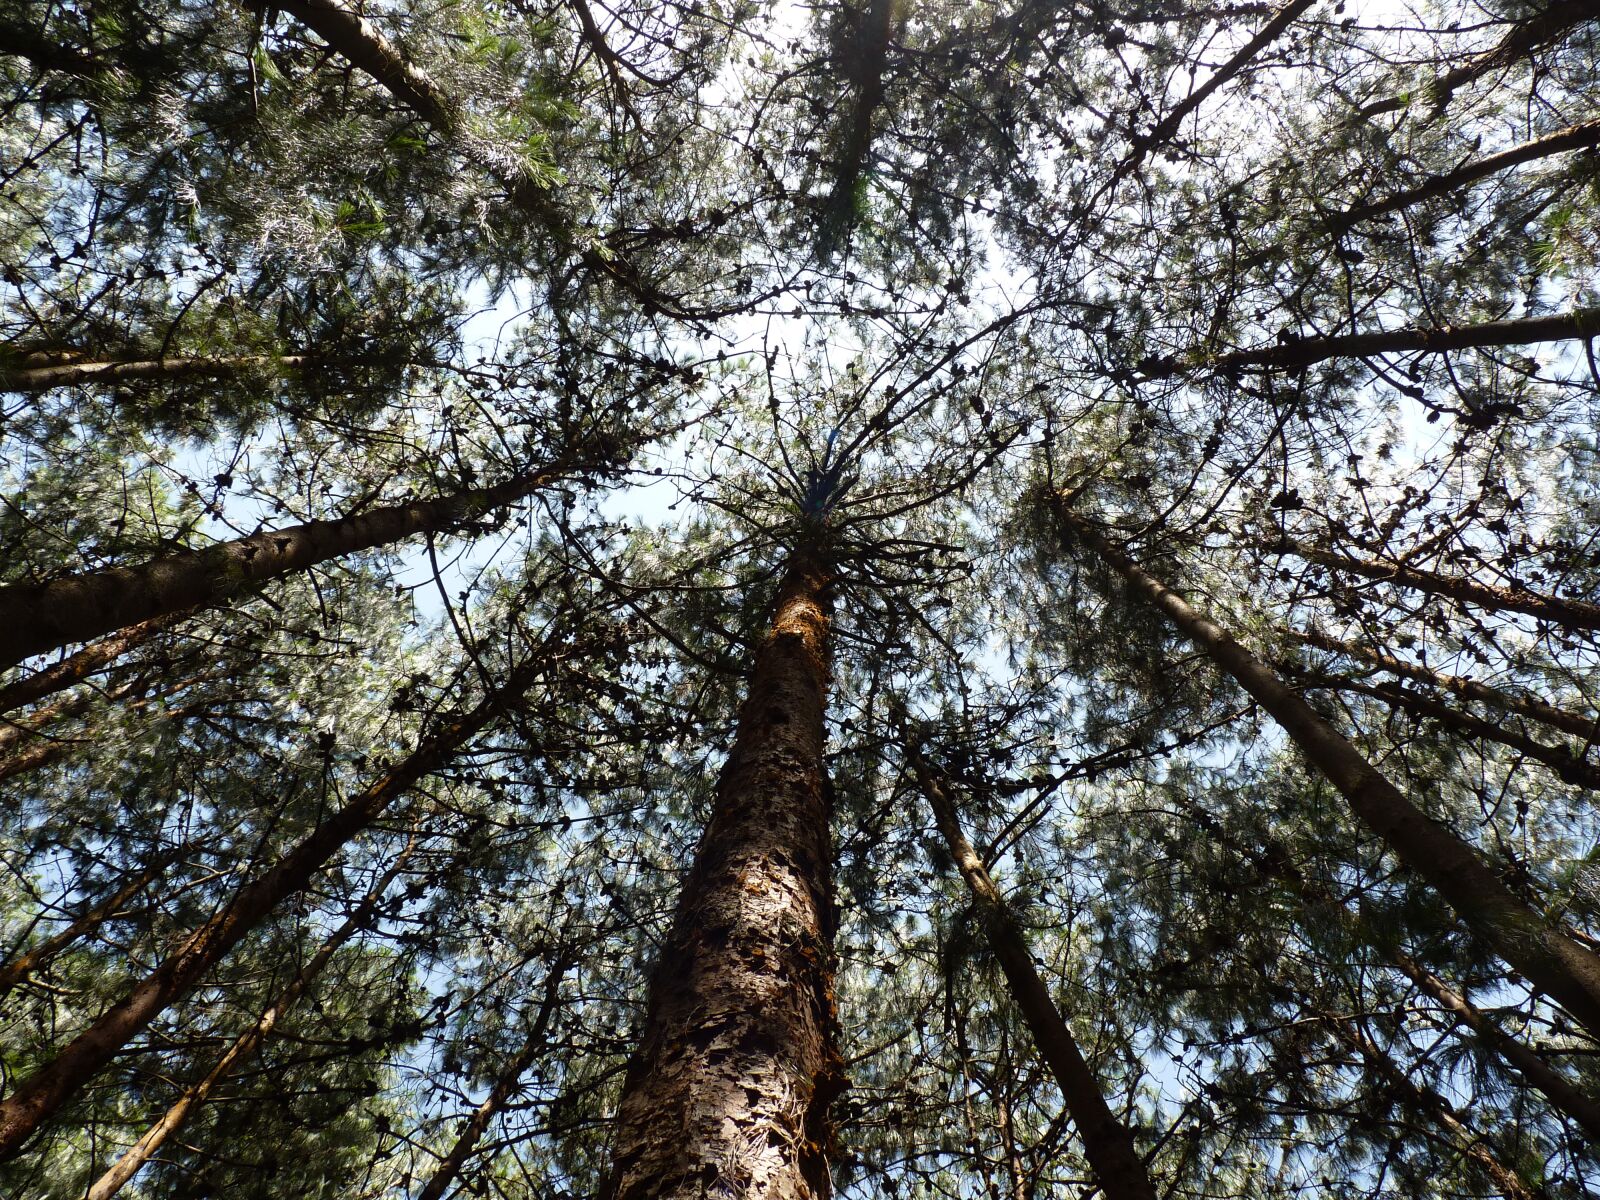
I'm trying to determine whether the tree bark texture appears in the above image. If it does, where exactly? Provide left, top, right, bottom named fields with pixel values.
left=0, top=463, right=565, bottom=667
left=1138, top=307, right=1600, bottom=379
left=604, top=551, right=840, bottom=1200
left=0, top=612, right=189, bottom=715
left=1055, top=502, right=1600, bottom=1041
left=909, top=751, right=1158, bottom=1200
left=0, top=659, right=544, bottom=1159
left=0, top=353, right=327, bottom=393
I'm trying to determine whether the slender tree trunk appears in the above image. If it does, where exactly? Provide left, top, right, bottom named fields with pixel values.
left=1054, top=503, right=1600, bottom=1040
left=1359, top=0, right=1600, bottom=118
left=1309, top=1001, right=1544, bottom=1200
left=0, top=689, right=94, bottom=755
left=994, top=1031, right=1032, bottom=1200
left=0, top=612, right=189, bottom=715
left=1334, top=117, right=1600, bottom=227
left=1303, top=672, right=1600, bottom=791
left=0, top=857, right=172, bottom=999
left=1138, top=307, right=1600, bottom=379
left=1128, top=0, right=1314, bottom=164
left=82, top=843, right=419, bottom=1200
left=0, top=461, right=570, bottom=667
left=603, top=549, right=840, bottom=1200
left=1180, top=791, right=1600, bottom=1140
left=259, top=0, right=665, bottom=309
left=907, top=747, right=1158, bottom=1200
left=1293, top=628, right=1600, bottom=740
left=1271, top=536, right=1600, bottom=633
left=0, top=658, right=546, bottom=1159
left=0, top=353, right=335, bottom=393
left=1385, top=949, right=1600, bottom=1142
left=414, top=961, right=567, bottom=1200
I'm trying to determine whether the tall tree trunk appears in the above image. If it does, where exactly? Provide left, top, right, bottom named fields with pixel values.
left=1270, top=536, right=1600, bottom=633
left=1053, top=503, right=1600, bottom=1040
left=1359, top=0, right=1600, bottom=118
left=1333, top=117, right=1600, bottom=228
left=1293, top=628, right=1600, bottom=740
left=603, top=549, right=840, bottom=1200
left=0, top=611, right=190, bottom=715
left=1137, top=307, right=1600, bottom=379
left=0, top=657, right=546, bottom=1159
left=0, top=857, right=172, bottom=999
left=82, top=842, right=419, bottom=1200
left=414, top=960, right=567, bottom=1200
left=0, top=460, right=572, bottom=667
left=1385, top=949, right=1600, bottom=1142
left=907, top=748, right=1159, bottom=1200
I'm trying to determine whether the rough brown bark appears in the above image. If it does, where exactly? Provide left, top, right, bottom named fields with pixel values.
left=0, top=659, right=544, bottom=1160
left=1272, top=537, right=1600, bottom=633
left=603, top=550, right=840, bottom=1200
left=908, top=750, right=1158, bottom=1200
left=414, top=962, right=566, bottom=1200
left=82, top=844, right=418, bottom=1200
left=1138, top=307, right=1600, bottom=380
left=0, top=462, right=568, bottom=667
left=0, top=612, right=190, bottom=715
left=1334, top=117, right=1600, bottom=228
left=1293, top=628, right=1600, bottom=740
left=1359, top=0, right=1600, bottom=118
left=1054, top=502, right=1600, bottom=1040
left=0, top=857, right=172, bottom=999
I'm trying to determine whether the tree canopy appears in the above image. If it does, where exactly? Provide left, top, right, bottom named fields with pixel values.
left=2, top=0, right=1599, bottom=1196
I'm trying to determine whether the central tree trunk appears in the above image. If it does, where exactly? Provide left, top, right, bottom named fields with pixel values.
left=605, top=549, right=841, bottom=1200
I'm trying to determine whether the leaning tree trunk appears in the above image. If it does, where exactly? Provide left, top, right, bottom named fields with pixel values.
left=1271, top=535, right=1600, bottom=632
left=0, top=657, right=546, bottom=1160
left=0, top=458, right=574, bottom=667
left=0, top=856, right=173, bottom=999
left=907, top=748, right=1158, bottom=1200
left=603, top=548, right=841, bottom=1200
left=1306, top=998, right=1545, bottom=1200
left=1137, top=307, right=1600, bottom=380
left=82, top=841, right=419, bottom=1200
left=1359, top=0, right=1600, bottom=117
left=0, top=611, right=191, bottom=715
left=414, top=961, right=567, bottom=1200
left=1293, top=628, right=1600, bottom=740
left=1333, top=117, right=1600, bottom=228
left=1054, top=503, right=1600, bottom=1040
